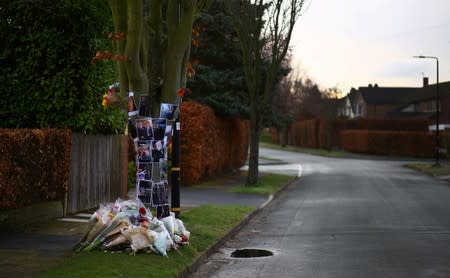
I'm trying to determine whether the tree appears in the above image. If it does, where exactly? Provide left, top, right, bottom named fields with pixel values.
left=106, top=0, right=211, bottom=113
left=225, top=0, right=305, bottom=185
left=186, top=0, right=249, bottom=117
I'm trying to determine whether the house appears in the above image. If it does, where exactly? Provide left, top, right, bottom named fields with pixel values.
left=338, top=78, right=450, bottom=126
left=336, top=95, right=355, bottom=118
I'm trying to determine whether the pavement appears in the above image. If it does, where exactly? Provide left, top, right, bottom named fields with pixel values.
left=0, top=165, right=271, bottom=278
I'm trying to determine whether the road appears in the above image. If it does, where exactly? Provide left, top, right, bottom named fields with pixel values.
left=191, top=147, right=450, bottom=277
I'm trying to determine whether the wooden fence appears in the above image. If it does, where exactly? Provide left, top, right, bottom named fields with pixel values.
left=65, top=133, right=128, bottom=215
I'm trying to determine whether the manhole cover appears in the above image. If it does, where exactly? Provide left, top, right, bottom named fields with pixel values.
left=231, top=248, right=274, bottom=258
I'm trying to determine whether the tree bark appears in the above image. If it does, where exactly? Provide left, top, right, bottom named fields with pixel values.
left=148, top=0, right=164, bottom=114
left=108, top=0, right=129, bottom=94
left=125, top=0, right=148, bottom=96
left=162, top=0, right=196, bottom=104
left=247, top=100, right=261, bottom=185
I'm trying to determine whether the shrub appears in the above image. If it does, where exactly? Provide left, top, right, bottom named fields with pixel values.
left=180, top=101, right=249, bottom=185
left=0, top=0, right=124, bottom=134
left=340, top=130, right=438, bottom=158
left=0, top=129, right=71, bottom=209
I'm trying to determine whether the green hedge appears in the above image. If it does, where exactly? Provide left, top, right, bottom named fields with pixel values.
left=0, top=0, right=125, bottom=134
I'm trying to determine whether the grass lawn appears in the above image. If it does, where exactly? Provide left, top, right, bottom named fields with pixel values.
left=229, top=173, right=295, bottom=195
left=37, top=205, right=254, bottom=278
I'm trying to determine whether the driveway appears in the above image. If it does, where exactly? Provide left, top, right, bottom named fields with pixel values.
left=191, top=147, right=450, bottom=277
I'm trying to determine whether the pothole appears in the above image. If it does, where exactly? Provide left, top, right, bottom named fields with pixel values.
left=230, top=248, right=274, bottom=258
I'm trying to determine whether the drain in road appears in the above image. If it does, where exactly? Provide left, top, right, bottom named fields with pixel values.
left=231, top=248, right=274, bottom=258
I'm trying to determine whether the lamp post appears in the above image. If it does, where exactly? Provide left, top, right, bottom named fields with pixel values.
left=413, top=55, right=440, bottom=166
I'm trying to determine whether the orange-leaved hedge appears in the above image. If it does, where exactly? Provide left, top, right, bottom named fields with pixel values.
left=290, top=119, right=320, bottom=148
left=0, top=129, right=72, bottom=209
left=333, top=118, right=430, bottom=131
left=180, top=101, right=249, bottom=186
left=340, top=130, right=441, bottom=157
left=273, top=118, right=432, bottom=151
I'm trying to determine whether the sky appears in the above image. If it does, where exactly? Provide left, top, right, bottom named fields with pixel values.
left=290, top=0, right=450, bottom=94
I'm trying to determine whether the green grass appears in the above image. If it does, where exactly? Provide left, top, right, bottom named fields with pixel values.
left=191, top=179, right=219, bottom=188
left=229, top=173, right=294, bottom=195
left=37, top=204, right=254, bottom=278
left=406, top=162, right=450, bottom=178
left=259, top=142, right=348, bottom=158
left=260, top=130, right=273, bottom=144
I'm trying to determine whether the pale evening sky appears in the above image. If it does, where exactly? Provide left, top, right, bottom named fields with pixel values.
left=291, top=0, right=450, bottom=94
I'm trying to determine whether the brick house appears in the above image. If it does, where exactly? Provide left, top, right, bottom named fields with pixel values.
left=338, top=78, right=450, bottom=127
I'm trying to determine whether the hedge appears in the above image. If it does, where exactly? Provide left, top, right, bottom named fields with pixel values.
left=180, top=101, right=249, bottom=185
left=269, top=118, right=450, bottom=158
left=340, top=130, right=440, bottom=158
left=290, top=119, right=319, bottom=148
left=0, top=129, right=71, bottom=210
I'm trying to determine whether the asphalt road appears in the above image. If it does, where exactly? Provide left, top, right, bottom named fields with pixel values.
left=191, top=147, right=450, bottom=277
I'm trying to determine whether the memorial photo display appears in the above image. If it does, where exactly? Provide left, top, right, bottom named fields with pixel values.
left=130, top=102, right=174, bottom=215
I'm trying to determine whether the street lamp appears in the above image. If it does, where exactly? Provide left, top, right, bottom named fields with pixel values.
left=413, top=55, right=440, bottom=166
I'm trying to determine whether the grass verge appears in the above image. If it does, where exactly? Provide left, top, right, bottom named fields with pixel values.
left=406, top=162, right=450, bottom=180
left=229, top=173, right=294, bottom=195
left=37, top=204, right=254, bottom=278
left=259, top=142, right=348, bottom=158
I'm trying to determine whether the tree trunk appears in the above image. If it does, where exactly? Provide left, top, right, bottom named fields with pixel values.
left=125, top=0, right=148, bottom=96
left=108, top=0, right=129, bottom=94
left=247, top=100, right=261, bottom=185
left=162, top=1, right=195, bottom=104
left=148, top=0, right=164, bottom=115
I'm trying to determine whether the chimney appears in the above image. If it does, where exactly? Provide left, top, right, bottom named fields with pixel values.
left=423, top=77, right=429, bottom=87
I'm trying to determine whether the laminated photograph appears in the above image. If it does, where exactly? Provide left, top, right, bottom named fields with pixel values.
left=152, top=162, right=160, bottom=182
left=136, top=118, right=154, bottom=141
left=127, top=92, right=138, bottom=117
left=152, top=118, right=166, bottom=140
left=156, top=204, right=170, bottom=219
left=127, top=118, right=138, bottom=140
left=137, top=141, right=152, bottom=163
left=163, top=125, right=173, bottom=148
left=151, top=181, right=169, bottom=207
left=151, top=140, right=165, bottom=163
left=138, top=94, right=150, bottom=117
left=160, top=103, right=178, bottom=120
left=160, top=159, right=168, bottom=183
left=137, top=180, right=152, bottom=204
left=137, top=162, right=153, bottom=181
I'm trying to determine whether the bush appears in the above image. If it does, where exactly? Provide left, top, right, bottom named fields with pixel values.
left=340, top=130, right=438, bottom=158
left=290, top=119, right=319, bottom=148
left=0, top=129, right=71, bottom=209
left=0, top=0, right=124, bottom=134
left=180, top=101, right=249, bottom=185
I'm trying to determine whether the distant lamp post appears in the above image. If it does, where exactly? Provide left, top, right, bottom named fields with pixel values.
left=413, top=55, right=440, bottom=166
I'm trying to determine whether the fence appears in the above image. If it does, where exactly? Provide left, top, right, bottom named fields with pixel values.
left=66, top=133, right=128, bottom=214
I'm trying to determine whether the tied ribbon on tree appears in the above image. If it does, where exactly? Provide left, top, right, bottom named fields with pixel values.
left=177, top=87, right=192, bottom=98
left=176, top=61, right=196, bottom=99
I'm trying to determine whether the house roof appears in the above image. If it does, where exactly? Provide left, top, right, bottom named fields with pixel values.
left=357, top=86, right=424, bottom=105
left=348, top=81, right=450, bottom=106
